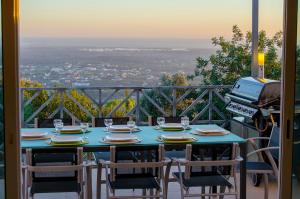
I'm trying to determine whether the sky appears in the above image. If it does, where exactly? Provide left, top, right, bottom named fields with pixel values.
left=20, top=0, right=283, bottom=39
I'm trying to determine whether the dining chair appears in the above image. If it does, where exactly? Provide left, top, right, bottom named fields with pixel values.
left=92, top=117, right=130, bottom=128
left=92, top=117, right=134, bottom=161
left=148, top=116, right=181, bottom=126
left=246, top=125, right=280, bottom=199
left=92, top=117, right=138, bottom=199
left=34, top=117, right=74, bottom=128
left=23, top=147, right=87, bottom=199
left=172, top=143, right=241, bottom=199
left=149, top=116, right=186, bottom=159
left=100, top=144, right=172, bottom=199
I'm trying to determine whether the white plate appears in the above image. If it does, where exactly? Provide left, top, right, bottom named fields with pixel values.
left=105, top=134, right=138, bottom=141
left=160, top=123, right=183, bottom=129
left=195, top=128, right=227, bottom=133
left=108, top=125, right=140, bottom=133
left=101, top=138, right=141, bottom=144
left=60, top=126, right=82, bottom=132
left=160, top=133, right=194, bottom=140
left=51, top=136, right=83, bottom=143
left=193, top=128, right=229, bottom=136
left=21, top=131, right=48, bottom=138
left=109, top=125, right=137, bottom=130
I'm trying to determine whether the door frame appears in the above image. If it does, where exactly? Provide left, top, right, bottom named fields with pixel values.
left=279, top=0, right=298, bottom=198
left=2, top=0, right=21, bottom=198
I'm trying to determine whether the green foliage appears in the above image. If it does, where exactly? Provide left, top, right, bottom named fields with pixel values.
left=188, top=25, right=282, bottom=85
left=21, top=79, right=99, bottom=122
left=140, top=72, right=194, bottom=118
left=21, top=79, right=137, bottom=123
left=102, top=98, right=135, bottom=117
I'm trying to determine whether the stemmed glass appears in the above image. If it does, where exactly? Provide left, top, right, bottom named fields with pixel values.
left=127, top=120, right=136, bottom=134
left=80, top=123, right=89, bottom=141
left=181, top=116, right=189, bottom=132
left=53, top=119, right=63, bottom=135
left=104, top=118, right=113, bottom=133
left=157, top=117, right=165, bottom=128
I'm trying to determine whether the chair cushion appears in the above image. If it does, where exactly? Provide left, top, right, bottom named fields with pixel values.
left=108, top=173, right=160, bottom=190
left=31, top=180, right=81, bottom=194
left=246, top=162, right=273, bottom=172
left=173, top=172, right=232, bottom=188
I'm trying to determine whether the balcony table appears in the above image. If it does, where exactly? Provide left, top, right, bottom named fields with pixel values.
left=21, top=124, right=247, bottom=199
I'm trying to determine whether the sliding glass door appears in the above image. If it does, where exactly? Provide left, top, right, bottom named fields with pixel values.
left=280, top=0, right=300, bottom=198
left=0, top=1, right=4, bottom=198
left=291, top=1, right=300, bottom=196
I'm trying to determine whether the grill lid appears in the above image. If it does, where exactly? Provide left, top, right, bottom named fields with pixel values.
left=230, top=77, right=280, bottom=106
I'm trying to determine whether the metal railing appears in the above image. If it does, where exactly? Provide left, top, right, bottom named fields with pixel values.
left=20, top=85, right=232, bottom=127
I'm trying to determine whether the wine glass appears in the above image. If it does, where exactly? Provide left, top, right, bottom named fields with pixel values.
left=80, top=123, right=89, bottom=141
left=181, top=116, right=189, bottom=132
left=104, top=119, right=113, bottom=132
left=53, top=119, right=62, bottom=135
left=157, top=117, right=165, bottom=128
left=55, top=121, right=64, bottom=135
left=127, top=120, right=136, bottom=134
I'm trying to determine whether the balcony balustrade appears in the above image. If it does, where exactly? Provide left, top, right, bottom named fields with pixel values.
left=20, top=85, right=232, bottom=128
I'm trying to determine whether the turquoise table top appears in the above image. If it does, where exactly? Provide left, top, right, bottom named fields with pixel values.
left=21, top=124, right=245, bottom=150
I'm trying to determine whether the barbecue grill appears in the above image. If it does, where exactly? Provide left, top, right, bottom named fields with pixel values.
left=226, top=77, right=281, bottom=186
left=225, top=77, right=281, bottom=120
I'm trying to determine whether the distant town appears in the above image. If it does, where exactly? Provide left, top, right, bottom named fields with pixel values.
left=20, top=38, right=215, bottom=87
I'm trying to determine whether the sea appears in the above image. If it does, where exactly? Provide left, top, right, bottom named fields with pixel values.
left=20, top=38, right=216, bottom=87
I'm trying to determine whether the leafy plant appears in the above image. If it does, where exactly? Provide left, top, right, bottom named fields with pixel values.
left=188, top=25, right=282, bottom=85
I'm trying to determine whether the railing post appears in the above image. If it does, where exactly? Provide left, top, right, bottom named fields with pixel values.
left=136, top=89, right=140, bottom=125
left=20, top=88, right=25, bottom=127
left=208, top=88, right=213, bottom=123
left=99, top=89, right=102, bottom=118
left=59, top=88, right=64, bottom=118
left=172, top=88, right=176, bottom=117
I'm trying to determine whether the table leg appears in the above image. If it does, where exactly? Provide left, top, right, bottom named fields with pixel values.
left=86, top=165, right=93, bottom=199
left=240, top=142, right=247, bottom=199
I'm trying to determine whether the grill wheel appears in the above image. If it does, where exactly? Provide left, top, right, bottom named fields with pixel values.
left=249, top=173, right=262, bottom=187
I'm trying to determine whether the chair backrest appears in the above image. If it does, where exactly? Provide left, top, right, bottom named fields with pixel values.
left=149, top=116, right=181, bottom=126
left=108, top=145, right=166, bottom=181
left=35, top=118, right=74, bottom=128
left=185, top=143, right=238, bottom=178
left=93, top=117, right=130, bottom=127
left=26, top=148, right=83, bottom=185
left=268, top=125, right=280, bottom=160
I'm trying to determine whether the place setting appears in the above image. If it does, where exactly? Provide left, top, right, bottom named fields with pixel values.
left=21, top=131, right=51, bottom=141
left=154, top=116, right=191, bottom=132
left=157, top=133, right=197, bottom=143
left=52, top=119, right=91, bottom=135
left=100, top=133, right=142, bottom=145
left=104, top=119, right=141, bottom=133
left=43, top=119, right=90, bottom=146
left=47, top=135, right=88, bottom=146
left=191, top=126, right=230, bottom=136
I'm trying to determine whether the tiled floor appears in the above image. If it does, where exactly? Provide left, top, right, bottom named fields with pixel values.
left=32, top=169, right=278, bottom=199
